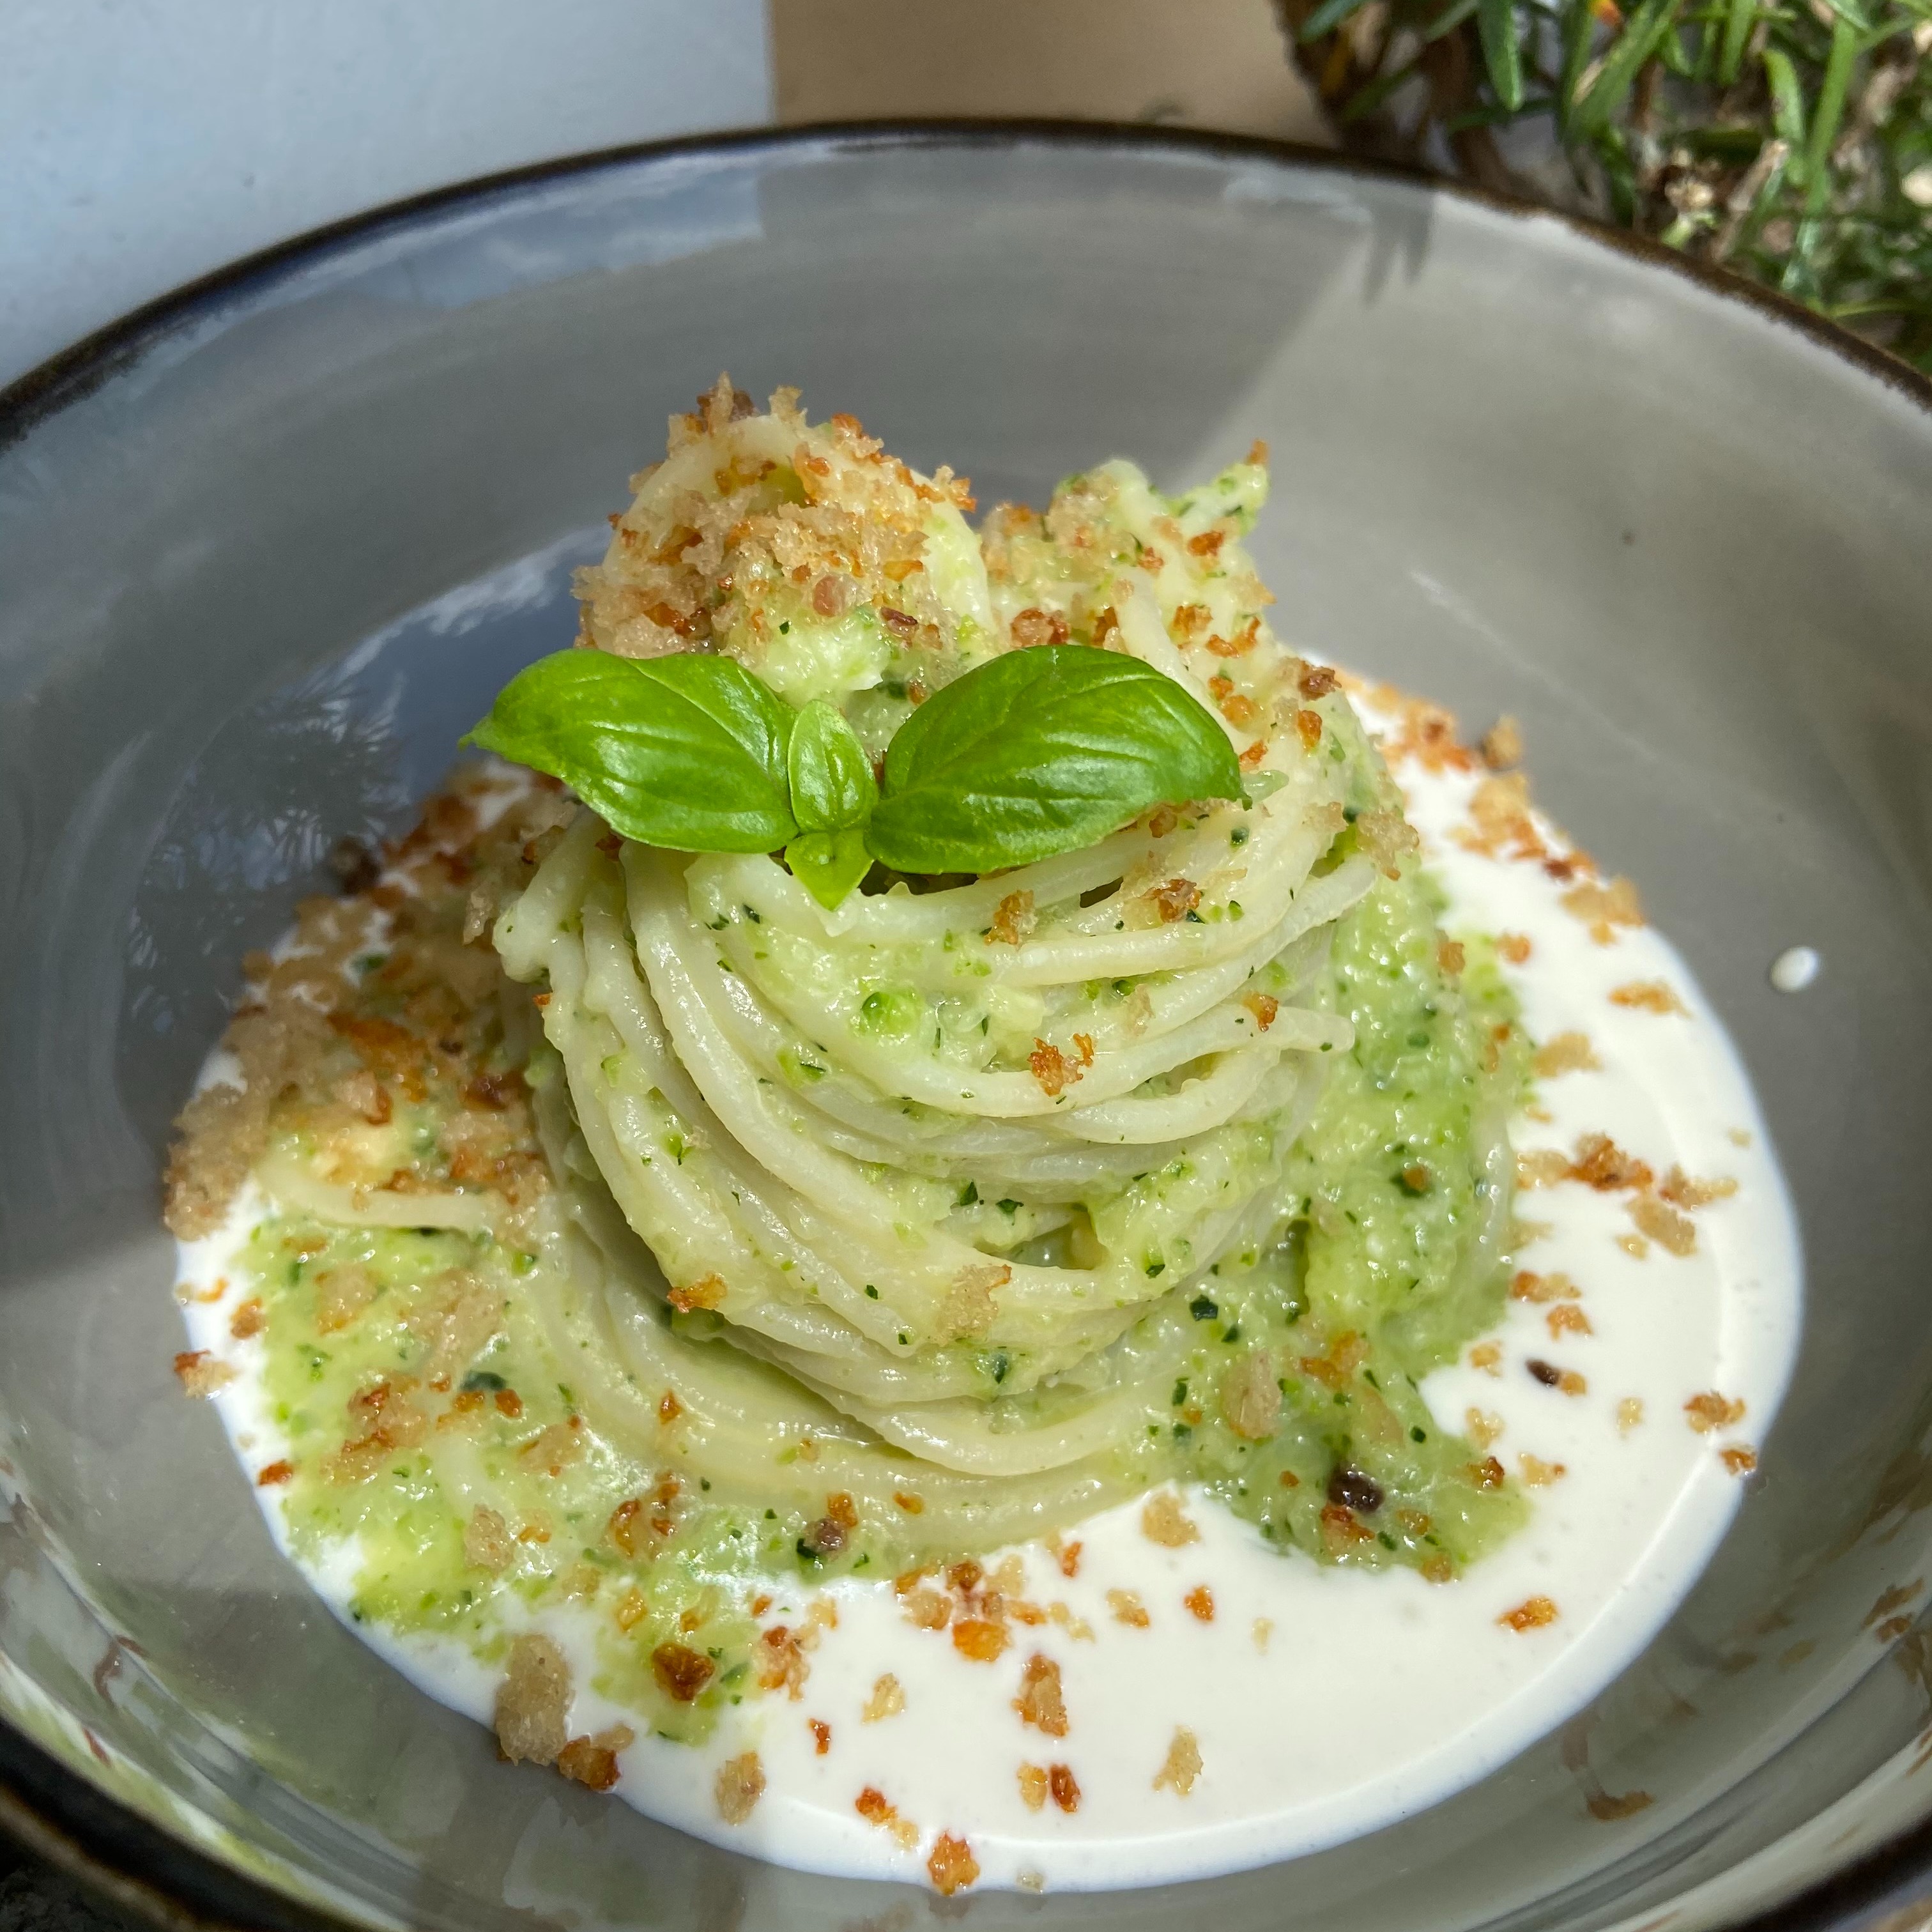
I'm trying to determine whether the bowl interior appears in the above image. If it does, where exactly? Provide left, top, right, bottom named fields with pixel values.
left=4, top=128, right=1932, bottom=1932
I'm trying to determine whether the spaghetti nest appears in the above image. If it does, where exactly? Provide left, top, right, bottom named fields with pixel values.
left=480, top=381, right=1519, bottom=1558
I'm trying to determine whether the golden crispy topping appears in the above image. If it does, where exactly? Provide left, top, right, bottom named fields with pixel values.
left=1533, top=1031, right=1600, bottom=1077
left=715, top=1751, right=765, bottom=1824
left=1013, top=1653, right=1069, bottom=1737
left=1153, top=1727, right=1202, bottom=1795
left=1140, top=1491, right=1200, bottom=1547
left=1499, top=1595, right=1559, bottom=1632
left=862, top=1674, right=906, bottom=1724
left=494, top=1634, right=571, bottom=1765
left=927, top=1832, right=979, bottom=1896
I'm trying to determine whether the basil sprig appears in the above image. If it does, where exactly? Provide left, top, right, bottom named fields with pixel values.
left=468, top=645, right=1242, bottom=908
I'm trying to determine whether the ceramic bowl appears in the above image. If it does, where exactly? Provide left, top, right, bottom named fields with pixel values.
left=3, top=124, right=1931, bottom=1932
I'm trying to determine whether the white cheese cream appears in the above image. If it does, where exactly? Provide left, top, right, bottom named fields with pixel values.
left=174, top=691, right=1800, bottom=1896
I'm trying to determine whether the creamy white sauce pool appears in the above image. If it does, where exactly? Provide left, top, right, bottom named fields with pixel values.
left=174, top=707, right=1803, bottom=1896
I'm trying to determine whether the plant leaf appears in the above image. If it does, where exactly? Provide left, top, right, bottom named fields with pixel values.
left=466, top=650, right=797, bottom=852
left=1478, top=0, right=1527, bottom=111
left=788, top=698, right=879, bottom=832
left=786, top=827, right=875, bottom=908
left=1763, top=46, right=1808, bottom=153
left=1804, top=15, right=1859, bottom=214
left=1716, top=0, right=1757, bottom=85
left=1299, top=0, right=1374, bottom=40
left=865, top=646, right=1242, bottom=876
left=1572, top=0, right=1678, bottom=136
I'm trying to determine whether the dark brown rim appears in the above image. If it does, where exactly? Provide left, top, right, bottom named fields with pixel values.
left=3, top=116, right=1929, bottom=1932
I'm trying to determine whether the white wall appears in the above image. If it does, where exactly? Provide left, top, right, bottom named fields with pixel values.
left=1, top=0, right=772, bottom=387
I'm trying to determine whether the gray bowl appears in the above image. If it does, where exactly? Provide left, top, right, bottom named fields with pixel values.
left=4, top=123, right=1931, bottom=1932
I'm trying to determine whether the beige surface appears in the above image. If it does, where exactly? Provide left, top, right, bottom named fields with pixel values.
left=771, top=0, right=1330, bottom=143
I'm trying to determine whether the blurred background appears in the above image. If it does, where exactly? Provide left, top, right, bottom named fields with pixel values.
left=6, top=0, right=1928, bottom=394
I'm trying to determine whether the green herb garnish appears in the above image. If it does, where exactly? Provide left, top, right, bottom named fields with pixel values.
left=468, top=645, right=1241, bottom=908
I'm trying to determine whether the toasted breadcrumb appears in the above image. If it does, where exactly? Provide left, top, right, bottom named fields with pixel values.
left=1609, top=979, right=1689, bottom=1015
left=556, top=1726, right=634, bottom=1792
left=1018, top=1762, right=1050, bottom=1811
left=518, top=1418, right=585, bottom=1478
left=464, top=1505, right=515, bottom=1572
left=256, top=1459, right=295, bottom=1487
left=1519, top=1453, right=1567, bottom=1486
left=953, top=1619, right=1009, bottom=1662
left=1561, top=876, right=1644, bottom=944
left=1220, top=1348, right=1282, bottom=1441
left=1571, top=1134, right=1654, bottom=1192
left=1685, top=1392, right=1747, bottom=1433
left=862, top=1674, right=905, bottom=1723
left=1498, top=932, right=1533, bottom=963
left=1183, top=1586, right=1215, bottom=1623
left=1616, top=1233, right=1650, bottom=1259
left=1469, top=1342, right=1503, bottom=1376
left=1465, top=1407, right=1504, bottom=1449
left=1547, top=1305, right=1593, bottom=1340
left=1533, top=1032, right=1601, bottom=1078
left=494, top=1634, right=571, bottom=1765
left=927, top=1832, right=980, bottom=1896
left=1517, top=1149, right=1572, bottom=1188
left=1048, top=1602, right=1094, bottom=1641
left=940, top=1262, right=1008, bottom=1339
left=1028, top=1038, right=1082, bottom=1098
left=172, top=1351, right=235, bottom=1398
left=1107, top=1588, right=1151, bottom=1629
left=1659, top=1166, right=1739, bottom=1209
left=227, top=1298, right=265, bottom=1340
left=715, top=1752, right=765, bottom=1824
left=1013, top=1653, right=1069, bottom=1737
left=988, top=891, right=1037, bottom=946
left=855, top=1786, right=921, bottom=1850
left=901, top=1588, right=951, bottom=1631
left=1480, top=715, right=1523, bottom=769
left=1046, top=1532, right=1082, bottom=1579
left=1048, top=1763, right=1081, bottom=1813
left=1457, top=772, right=1542, bottom=861
left=1141, top=1491, right=1200, bottom=1547
left=1356, top=808, right=1420, bottom=878
left=1721, top=1446, right=1759, bottom=1475
left=1500, top=1595, right=1560, bottom=1632
left=757, top=1623, right=816, bottom=1696
left=1153, top=1727, right=1202, bottom=1795
left=1511, top=1269, right=1580, bottom=1303
left=667, top=1273, right=726, bottom=1312
left=314, top=1265, right=377, bottom=1334
left=809, top=1718, right=831, bottom=1754
left=1374, top=691, right=1475, bottom=776
left=1630, top=1192, right=1697, bottom=1255
left=1618, top=1398, right=1645, bottom=1433
left=651, top=1642, right=716, bottom=1704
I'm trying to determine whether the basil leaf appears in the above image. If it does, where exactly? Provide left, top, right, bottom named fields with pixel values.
left=865, top=647, right=1241, bottom=875
left=786, top=828, right=873, bottom=908
left=788, top=699, right=878, bottom=832
left=467, top=650, right=797, bottom=852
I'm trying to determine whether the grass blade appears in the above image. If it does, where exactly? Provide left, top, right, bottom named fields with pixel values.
left=1572, top=0, right=1680, bottom=135
left=1804, top=15, right=1859, bottom=212
left=1424, top=0, right=1484, bottom=42
left=1299, top=0, right=1376, bottom=40
left=1479, top=0, right=1529, bottom=107
left=1717, top=0, right=1757, bottom=85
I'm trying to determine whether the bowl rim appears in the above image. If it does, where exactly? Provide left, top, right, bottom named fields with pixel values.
left=3, top=113, right=1929, bottom=1932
